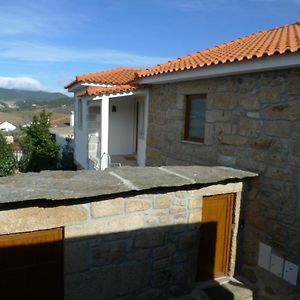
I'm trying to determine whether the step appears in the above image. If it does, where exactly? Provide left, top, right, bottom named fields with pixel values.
left=175, top=278, right=253, bottom=300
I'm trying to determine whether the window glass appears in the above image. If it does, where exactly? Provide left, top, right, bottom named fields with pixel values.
left=189, top=99, right=206, bottom=138
left=184, top=95, right=206, bottom=142
left=78, top=99, right=82, bottom=128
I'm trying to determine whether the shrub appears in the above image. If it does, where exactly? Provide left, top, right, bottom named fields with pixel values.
left=0, top=133, right=17, bottom=176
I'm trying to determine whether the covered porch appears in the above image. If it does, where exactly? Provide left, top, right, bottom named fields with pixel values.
left=86, top=89, right=148, bottom=170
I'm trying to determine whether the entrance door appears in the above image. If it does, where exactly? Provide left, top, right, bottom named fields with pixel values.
left=197, top=194, right=234, bottom=281
left=0, top=228, right=64, bottom=300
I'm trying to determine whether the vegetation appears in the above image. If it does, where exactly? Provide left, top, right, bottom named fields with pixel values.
left=20, top=110, right=60, bottom=172
left=60, top=138, right=77, bottom=170
left=0, top=133, right=17, bottom=177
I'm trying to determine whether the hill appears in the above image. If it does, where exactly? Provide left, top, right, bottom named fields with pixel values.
left=0, top=106, right=73, bottom=128
left=0, top=88, right=70, bottom=102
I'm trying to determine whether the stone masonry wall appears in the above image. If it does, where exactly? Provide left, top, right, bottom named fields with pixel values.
left=0, top=182, right=243, bottom=300
left=146, top=68, right=300, bottom=299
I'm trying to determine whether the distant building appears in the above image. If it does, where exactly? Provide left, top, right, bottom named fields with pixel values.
left=0, top=121, right=16, bottom=132
left=49, top=126, right=74, bottom=156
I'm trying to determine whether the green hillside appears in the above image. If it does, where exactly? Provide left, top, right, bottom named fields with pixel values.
left=0, top=88, right=71, bottom=102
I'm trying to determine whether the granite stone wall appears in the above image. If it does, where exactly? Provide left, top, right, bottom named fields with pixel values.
left=146, top=68, right=300, bottom=299
left=0, top=181, right=243, bottom=299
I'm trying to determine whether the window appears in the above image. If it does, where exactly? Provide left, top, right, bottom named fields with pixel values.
left=138, top=99, right=145, bottom=139
left=184, top=94, right=206, bottom=142
left=77, top=98, right=83, bottom=128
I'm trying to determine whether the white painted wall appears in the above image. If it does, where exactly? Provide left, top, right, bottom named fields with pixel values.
left=74, top=97, right=88, bottom=169
left=109, top=97, right=135, bottom=155
left=70, top=111, right=74, bottom=127
left=101, top=96, right=110, bottom=170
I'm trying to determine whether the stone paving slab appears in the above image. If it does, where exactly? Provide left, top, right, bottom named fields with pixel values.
left=174, top=278, right=253, bottom=300
left=108, top=166, right=192, bottom=190
left=0, top=166, right=257, bottom=204
left=164, top=166, right=256, bottom=184
left=0, top=170, right=128, bottom=203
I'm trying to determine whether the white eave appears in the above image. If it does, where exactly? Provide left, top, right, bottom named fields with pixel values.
left=137, top=52, right=300, bottom=85
left=92, top=88, right=147, bottom=100
left=77, top=88, right=148, bottom=101
left=67, top=82, right=117, bottom=93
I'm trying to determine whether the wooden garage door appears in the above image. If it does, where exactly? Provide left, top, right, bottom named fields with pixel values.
left=0, top=228, right=64, bottom=300
left=197, top=194, right=234, bottom=281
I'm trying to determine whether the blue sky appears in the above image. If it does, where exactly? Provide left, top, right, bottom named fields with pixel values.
left=0, top=0, right=299, bottom=94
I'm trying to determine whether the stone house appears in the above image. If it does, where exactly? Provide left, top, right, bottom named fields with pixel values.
left=65, top=21, right=300, bottom=298
left=138, top=21, right=300, bottom=299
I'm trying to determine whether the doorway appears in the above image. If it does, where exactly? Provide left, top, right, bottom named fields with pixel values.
left=0, top=228, right=64, bottom=300
left=197, top=193, right=235, bottom=281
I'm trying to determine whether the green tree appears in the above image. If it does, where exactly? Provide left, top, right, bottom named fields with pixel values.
left=20, top=110, right=60, bottom=172
left=60, top=138, right=76, bottom=170
left=0, top=133, right=17, bottom=177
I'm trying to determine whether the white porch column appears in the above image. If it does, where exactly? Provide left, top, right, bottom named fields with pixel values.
left=100, top=95, right=109, bottom=170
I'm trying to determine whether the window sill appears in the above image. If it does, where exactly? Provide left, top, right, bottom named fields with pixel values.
left=180, top=140, right=204, bottom=145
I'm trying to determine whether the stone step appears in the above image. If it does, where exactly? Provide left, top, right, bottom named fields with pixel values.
left=174, top=278, right=253, bottom=300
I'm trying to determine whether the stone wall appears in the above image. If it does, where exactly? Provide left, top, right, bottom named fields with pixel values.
left=146, top=68, right=300, bottom=299
left=0, top=179, right=243, bottom=299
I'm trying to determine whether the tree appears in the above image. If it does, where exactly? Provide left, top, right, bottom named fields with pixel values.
left=20, top=110, right=60, bottom=172
left=60, top=137, right=76, bottom=170
left=0, top=133, right=17, bottom=177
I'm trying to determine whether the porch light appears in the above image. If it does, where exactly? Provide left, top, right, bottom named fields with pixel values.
left=112, top=105, right=117, bottom=112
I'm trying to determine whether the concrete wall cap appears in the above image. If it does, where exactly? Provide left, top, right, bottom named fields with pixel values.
left=0, top=166, right=257, bottom=204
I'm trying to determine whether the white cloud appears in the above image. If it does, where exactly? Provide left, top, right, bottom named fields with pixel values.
left=0, top=76, right=45, bottom=91
left=0, top=41, right=169, bottom=68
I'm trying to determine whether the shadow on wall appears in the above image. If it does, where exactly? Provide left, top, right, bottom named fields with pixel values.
left=0, top=222, right=234, bottom=300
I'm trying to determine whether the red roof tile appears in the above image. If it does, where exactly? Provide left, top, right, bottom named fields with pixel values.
left=139, top=21, right=300, bottom=77
left=65, top=67, right=144, bottom=88
left=77, top=84, right=143, bottom=97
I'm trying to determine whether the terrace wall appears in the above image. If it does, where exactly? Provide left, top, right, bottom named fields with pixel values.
left=0, top=167, right=253, bottom=299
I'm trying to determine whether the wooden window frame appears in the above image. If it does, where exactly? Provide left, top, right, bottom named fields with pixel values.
left=184, top=94, right=206, bottom=143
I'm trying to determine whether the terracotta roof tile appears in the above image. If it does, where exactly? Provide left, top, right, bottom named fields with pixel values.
left=139, top=21, right=300, bottom=77
left=77, top=84, right=143, bottom=97
left=65, top=67, right=144, bottom=88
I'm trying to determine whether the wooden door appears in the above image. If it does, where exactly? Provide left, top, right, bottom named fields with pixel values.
left=0, top=228, right=64, bottom=300
left=197, top=194, right=234, bottom=281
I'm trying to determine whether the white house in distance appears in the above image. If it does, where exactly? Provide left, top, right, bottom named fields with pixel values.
left=0, top=121, right=16, bottom=132
left=65, top=68, right=149, bottom=170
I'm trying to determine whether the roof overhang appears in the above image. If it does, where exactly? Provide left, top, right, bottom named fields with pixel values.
left=67, top=82, right=118, bottom=93
left=137, top=52, right=300, bottom=85
left=78, top=89, right=148, bottom=101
